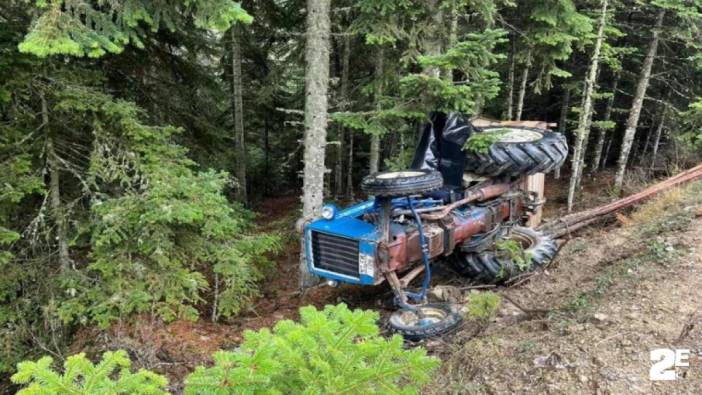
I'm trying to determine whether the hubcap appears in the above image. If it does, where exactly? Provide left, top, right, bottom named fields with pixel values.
left=485, top=128, right=543, bottom=143
left=376, top=171, right=425, bottom=179
left=505, top=230, right=536, bottom=250
left=390, top=306, right=450, bottom=328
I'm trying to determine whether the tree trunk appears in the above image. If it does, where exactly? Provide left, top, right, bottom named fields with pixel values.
left=335, top=34, right=350, bottom=197
left=300, top=0, right=331, bottom=289
left=567, top=0, right=608, bottom=213
left=231, top=25, right=247, bottom=203
left=558, top=88, right=570, bottom=135
left=650, top=108, right=666, bottom=172
left=592, top=72, right=619, bottom=172
left=603, top=133, right=613, bottom=168
left=41, top=92, right=71, bottom=271
left=369, top=136, right=380, bottom=174
left=369, top=47, right=384, bottom=174
left=346, top=129, right=354, bottom=198
left=505, top=45, right=516, bottom=121
left=640, top=122, right=654, bottom=162
left=211, top=272, right=219, bottom=322
left=423, top=0, right=443, bottom=78
left=613, top=9, right=665, bottom=192
left=515, top=49, right=532, bottom=121
left=264, top=118, right=270, bottom=196
left=555, top=87, right=571, bottom=179
left=443, top=0, right=458, bottom=80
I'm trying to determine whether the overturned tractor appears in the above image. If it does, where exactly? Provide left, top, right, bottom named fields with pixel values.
left=302, top=113, right=567, bottom=339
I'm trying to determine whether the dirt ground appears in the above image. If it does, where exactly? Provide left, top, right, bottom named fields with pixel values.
left=426, top=180, right=702, bottom=394
left=73, top=176, right=702, bottom=394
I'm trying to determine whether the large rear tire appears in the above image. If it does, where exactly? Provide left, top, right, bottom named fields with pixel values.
left=451, top=226, right=557, bottom=283
left=464, top=127, right=567, bottom=177
left=361, top=170, right=443, bottom=197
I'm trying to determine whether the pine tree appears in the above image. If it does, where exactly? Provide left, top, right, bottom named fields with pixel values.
left=184, top=304, right=439, bottom=394
left=591, top=70, right=619, bottom=172
left=11, top=351, right=169, bottom=395
left=554, top=85, right=572, bottom=179
left=230, top=25, right=248, bottom=203
left=20, top=0, right=252, bottom=57
left=613, top=0, right=702, bottom=190
left=613, top=8, right=665, bottom=191
left=508, top=0, right=593, bottom=119
left=300, top=0, right=331, bottom=288
left=0, top=2, right=279, bottom=377
left=369, top=48, right=385, bottom=174
left=334, top=25, right=351, bottom=197
left=567, top=0, right=609, bottom=212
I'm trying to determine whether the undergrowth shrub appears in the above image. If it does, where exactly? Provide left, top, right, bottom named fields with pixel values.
left=466, top=291, right=501, bottom=320
left=495, top=239, right=532, bottom=271
left=51, top=88, right=281, bottom=328
left=13, top=305, right=438, bottom=394
left=184, top=304, right=439, bottom=394
left=11, top=350, right=168, bottom=394
left=1, top=77, right=281, bottom=378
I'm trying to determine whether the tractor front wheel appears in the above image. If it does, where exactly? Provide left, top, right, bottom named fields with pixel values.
left=361, top=170, right=443, bottom=197
left=389, top=303, right=463, bottom=341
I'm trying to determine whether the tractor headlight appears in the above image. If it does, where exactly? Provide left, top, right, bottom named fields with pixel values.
left=321, top=204, right=336, bottom=220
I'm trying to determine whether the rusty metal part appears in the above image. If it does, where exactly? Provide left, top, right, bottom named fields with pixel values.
left=386, top=223, right=444, bottom=272
left=385, top=271, right=409, bottom=306
left=385, top=198, right=520, bottom=272
left=380, top=197, right=393, bottom=245
left=377, top=197, right=393, bottom=275
left=540, top=164, right=702, bottom=238
left=437, top=216, right=457, bottom=254
left=399, top=264, right=426, bottom=287
left=420, top=183, right=512, bottom=221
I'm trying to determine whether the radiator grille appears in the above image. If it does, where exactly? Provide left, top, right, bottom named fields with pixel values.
left=311, top=232, right=360, bottom=278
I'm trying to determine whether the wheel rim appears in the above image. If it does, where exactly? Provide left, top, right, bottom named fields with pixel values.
left=390, top=306, right=450, bottom=328
left=376, top=171, right=425, bottom=179
left=507, top=230, right=536, bottom=251
left=485, top=128, right=542, bottom=143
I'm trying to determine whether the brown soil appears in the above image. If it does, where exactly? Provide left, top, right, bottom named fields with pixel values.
left=426, top=182, right=702, bottom=394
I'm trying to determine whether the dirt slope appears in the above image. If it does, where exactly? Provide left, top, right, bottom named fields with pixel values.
left=427, top=183, right=702, bottom=394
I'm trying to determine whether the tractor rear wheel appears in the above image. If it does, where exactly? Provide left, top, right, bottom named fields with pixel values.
left=451, top=226, right=557, bottom=283
left=464, top=127, right=567, bottom=177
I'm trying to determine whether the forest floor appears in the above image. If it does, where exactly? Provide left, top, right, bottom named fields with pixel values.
left=74, top=173, right=702, bottom=394
left=425, top=179, right=702, bottom=394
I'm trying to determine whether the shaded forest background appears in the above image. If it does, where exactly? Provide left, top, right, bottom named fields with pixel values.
left=2, top=0, right=702, bottom=389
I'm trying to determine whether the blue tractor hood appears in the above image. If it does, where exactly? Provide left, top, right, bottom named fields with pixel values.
left=304, top=201, right=380, bottom=285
